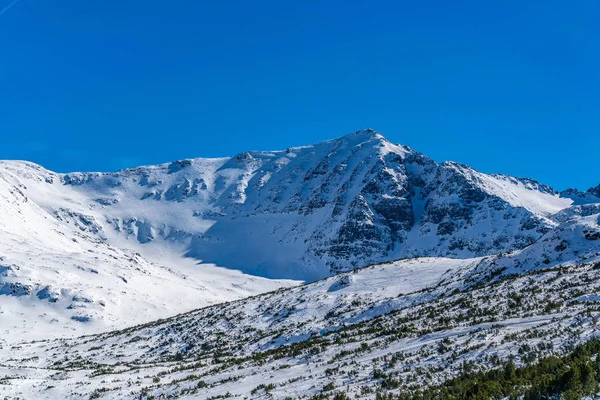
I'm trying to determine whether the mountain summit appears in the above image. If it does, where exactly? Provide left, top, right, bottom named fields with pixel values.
left=46, top=129, right=573, bottom=278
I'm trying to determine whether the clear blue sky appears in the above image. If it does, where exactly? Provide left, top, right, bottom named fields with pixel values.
left=0, top=1, right=598, bottom=190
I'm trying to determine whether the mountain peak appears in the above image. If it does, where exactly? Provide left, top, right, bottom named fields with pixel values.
left=588, top=183, right=600, bottom=197
left=336, top=128, right=386, bottom=145
left=324, top=129, right=414, bottom=160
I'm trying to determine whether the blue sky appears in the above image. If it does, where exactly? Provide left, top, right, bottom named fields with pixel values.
left=0, top=0, right=598, bottom=190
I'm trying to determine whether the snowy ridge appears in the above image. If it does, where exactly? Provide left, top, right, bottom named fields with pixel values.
left=0, top=130, right=599, bottom=398
left=0, top=161, right=298, bottom=342
left=0, top=129, right=598, bottom=341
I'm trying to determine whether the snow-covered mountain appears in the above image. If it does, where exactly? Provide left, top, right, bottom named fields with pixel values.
left=0, top=129, right=598, bottom=341
left=3, top=237, right=600, bottom=399
left=0, top=161, right=298, bottom=342
left=1, top=129, right=600, bottom=398
left=55, top=129, right=574, bottom=279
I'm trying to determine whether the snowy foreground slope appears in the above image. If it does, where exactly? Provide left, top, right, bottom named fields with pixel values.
left=1, top=231, right=600, bottom=399
left=1, top=129, right=599, bottom=342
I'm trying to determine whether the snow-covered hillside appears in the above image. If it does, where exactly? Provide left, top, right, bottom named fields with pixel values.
left=3, top=205, right=600, bottom=397
left=3, top=251, right=600, bottom=398
left=0, top=162, right=298, bottom=342
left=1, top=129, right=600, bottom=398
left=0, top=129, right=598, bottom=342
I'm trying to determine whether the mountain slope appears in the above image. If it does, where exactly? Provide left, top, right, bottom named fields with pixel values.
left=0, top=162, right=298, bottom=341
left=0, top=129, right=597, bottom=341
left=2, top=225, right=599, bottom=399
left=0, top=130, right=599, bottom=398
left=3, top=130, right=578, bottom=277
